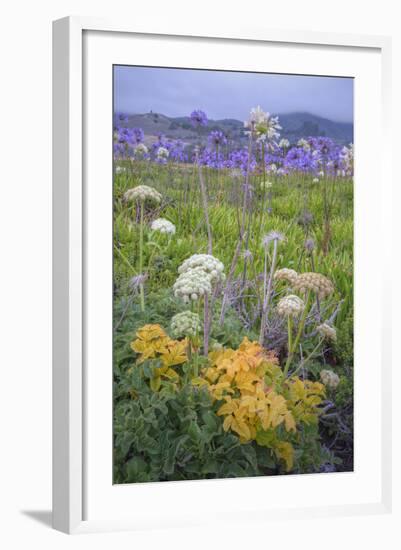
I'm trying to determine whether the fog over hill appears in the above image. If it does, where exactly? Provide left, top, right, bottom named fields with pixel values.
left=115, top=111, right=353, bottom=146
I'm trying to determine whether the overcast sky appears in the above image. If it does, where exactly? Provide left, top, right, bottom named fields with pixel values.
left=114, top=65, right=353, bottom=123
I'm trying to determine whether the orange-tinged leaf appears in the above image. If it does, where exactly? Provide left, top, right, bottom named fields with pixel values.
left=223, top=415, right=233, bottom=432
left=275, top=441, right=294, bottom=471
left=150, top=375, right=161, bottom=392
left=217, top=401, right=238, bottom=416
left=284, top=412, right=297, bottom=432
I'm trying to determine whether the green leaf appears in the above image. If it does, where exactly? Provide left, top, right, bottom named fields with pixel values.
left=255, top=429, right=275, bottom=448
left=126, top=456, right=148, bottom=482
left=188, top=421, right=202, bottom=443
left=202, top=411, right=219, bottom=432
left=163, top=434, right=189, bottom=475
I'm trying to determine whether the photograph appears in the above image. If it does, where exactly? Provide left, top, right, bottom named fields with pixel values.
left=112, top=65, right=354, bottom=484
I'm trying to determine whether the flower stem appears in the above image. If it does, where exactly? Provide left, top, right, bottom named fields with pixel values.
left=197, top=160, right=212, bottom=254
left=259, top=238, right=278, bottom=344
left=138, top=201, right=145, bottom=312
left=293, top=337, right=324, bottom=377
left=203, top=294, right=209, bottom=356
left=283, top=290, right=311, bottom=376
left=287, top=315, right=293, bottom=358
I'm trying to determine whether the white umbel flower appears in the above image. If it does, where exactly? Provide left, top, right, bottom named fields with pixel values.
left=244, top=106, right=269, bottom=128
left=317, top=322, right=337, bottom=341
left=156, top=146, right=169, bottom=160
left=173, top=266, right=212, bottom=303
left=312, top=177, right=319, bottom=183
left=340, top=143, right=354, bottom=176
left=277, top=294, right=305, bottom=317
left=170, top=311, right=201, bottom=338
left=150, top=218, right=176, bottom=235
left=320, top=369, right=340, bottom=389
left=133, top=143, right=148, bottom=158
left=178, top=254, right=225, bottom=284
left=297, top=138, right=311, bottom=151
left=124, top=185, right=162, bottom=204
left=244, top=106, right=281, bottom=141
left=279, top=138, right=290, bottom=149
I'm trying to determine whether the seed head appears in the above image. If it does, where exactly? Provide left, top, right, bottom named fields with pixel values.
left=304, top=238, right=315, bottom=252
left=124, top=185, right=162, bottom=204
left=274, top=268, right=298, bottom=286
left=293, top=272, right=334, bottom=299
left=320, top=369, right=340, bottom=389
left=129, top=273, right=148, bottom=290
left=277, top=294, right=305, bottom=317
left=317, top=322, right=337, bottom=341
left=262, top=231, right=285, bottom=247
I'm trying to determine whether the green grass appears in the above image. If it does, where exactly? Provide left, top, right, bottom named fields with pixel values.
left=113, top=161, right=353, bottom=329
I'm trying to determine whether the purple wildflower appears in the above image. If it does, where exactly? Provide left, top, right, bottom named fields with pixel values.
left=132, top=127, right=144, bottom=145
left=208, top=130, right=227, bottom=147
left=190, top=109, right=208, bottom=128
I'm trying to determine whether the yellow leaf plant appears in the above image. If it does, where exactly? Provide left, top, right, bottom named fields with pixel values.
left=130, top=324, right=188, bottom=390
left=130, top=325, right=326, bottom=472
left=192, top=337, right=325, bottom=471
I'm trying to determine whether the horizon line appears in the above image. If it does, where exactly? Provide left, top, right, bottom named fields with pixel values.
left=115, top=109, right=354, bottom=125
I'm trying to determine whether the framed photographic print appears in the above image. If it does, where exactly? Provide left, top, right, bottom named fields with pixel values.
left=52, top=17, right=392, bottom=534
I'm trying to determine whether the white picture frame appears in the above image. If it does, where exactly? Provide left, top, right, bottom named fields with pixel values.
left=52, top=16, right=392, bottom=534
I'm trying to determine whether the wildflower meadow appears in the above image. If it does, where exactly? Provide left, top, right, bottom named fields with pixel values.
left=113, top=72, right=354, bottom=483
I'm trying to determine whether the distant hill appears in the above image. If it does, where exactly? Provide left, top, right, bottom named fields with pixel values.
left=278, top=112, right=353, bottom=144
left=115, top=111, right=353, bottom=146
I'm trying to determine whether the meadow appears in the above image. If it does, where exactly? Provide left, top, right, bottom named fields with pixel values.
left=113, top=108, right=354, bottom=483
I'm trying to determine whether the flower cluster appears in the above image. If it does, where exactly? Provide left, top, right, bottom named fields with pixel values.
left=115, top=119, right=353, bottom=178
left=150, top=218, right=176, bottom=235
left=244, top=106, right=281, bottom=142
left=124, top=185, right=162, bottom=204
left=279, top=138, right=290, bottom=149
left=320, top=369, right=340, bottom=389
left=339, top=143, right=354, bottom=176
left=133, top=143, right=149, bottom=159
left=173, top=266, right=213, bottom=303
left=317, top=322, right=337, bottom=341
left=113, top=126, right=145, bottom=157
left=190, top=109, right=208, bottom=128
left=262, top=231, right=285, bottom=247
left=277, top=295, right=305, bottom=317
left=208, top=130, right=227, bottom=147
left=156, top=146, right=169, bottom=162
left=274, top=268, right=298, bottom=285
left=293, top=272, right=334, bottom=299
left=297, top=138, right=311, bottom=151
left=173, top=254, right=225, bottom=304
left=178, top=254, right=225, bottom=283
left=149, top=134, right=187, bottom=163
left=170, top=311, right=201, bottom=338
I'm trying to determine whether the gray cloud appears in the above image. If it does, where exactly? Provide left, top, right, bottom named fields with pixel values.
left=114, top=65, right=353, bottom=123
